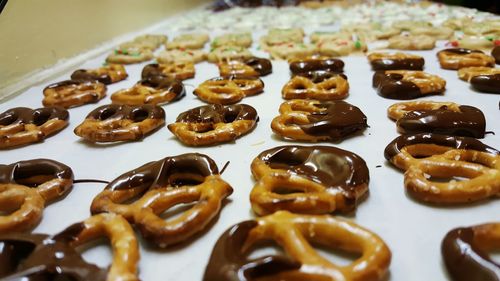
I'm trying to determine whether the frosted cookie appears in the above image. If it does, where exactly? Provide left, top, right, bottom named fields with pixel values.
left=463, top=20, right=500, bottom=36
left=392, top=20, right=433, bottom=31
left=166, top=33, right=209, bottom=50
left=207, top=46, right=253, bottom=63
left=267, top=43, right=316, bottom=60
left=317, top=38, right=367, bottom=56
left=442, top=18, right=473, bottom=31
left=410, top=26, right=454, bottom=40
left=260, top=28, right=304, bottom=50
left=106, top=47, right=153, bottom=64
left=388, top=34, right=435, bottom=50
left=157, top=49, right=206, bottom=64
left=211, top=32, right=253, bottom=49
left=447, top=35, right=498, bottom=50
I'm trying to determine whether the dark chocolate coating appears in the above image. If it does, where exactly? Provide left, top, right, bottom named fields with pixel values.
left=44, top=80, right=87, bottom=90
left=138, top=75, right=186, bottom=101
left=471, top=74, right=500, bottom=94
left=492, top=46, right=500, bottom=65
left=384, top=133, right=500, bottom=161
left=0, top=159, right=73, bottom=186
left=290, top=58, right=344, bottom=75
left=84, top=104, right=165, bottom=122
left=0, top=228, right=107, bottom=280
left=203, top=220, right=301, bottom=281
left=175, top=104, right=258, bottom=124
left=295, top=70, right=348, bottom=83
left=245, top=57, right=273, bottom=76
left=103, top=153, right=219, bottom=191
left=370, top=58, right=424, bottom=71
left=0, top=107, right=69, bottom=127
left=396, top=105, right=486, bottom=138
left=373, top=71, right=442, bottom=100
left=211, top=0, right=300, bottom=11
left=298, top=101, right=367, bottom=140
left=438, top=48, right=484, bottom=55
left=141, top=64, right=164, bottom=79
left=71, top=70, right=112, bottom=85
left=257, top=145, right=369, bottom=206
left=442, top=226, right=500, bottom=281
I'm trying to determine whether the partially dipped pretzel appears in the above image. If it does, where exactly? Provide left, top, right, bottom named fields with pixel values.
left=194, top=75, right=264, bottom=105
left=43, top=80, right=107, bottom=108
left=111, top=75, right=186, bottom=105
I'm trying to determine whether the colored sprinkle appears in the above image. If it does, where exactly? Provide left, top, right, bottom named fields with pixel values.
left=355, top=41, right=362, bottom=49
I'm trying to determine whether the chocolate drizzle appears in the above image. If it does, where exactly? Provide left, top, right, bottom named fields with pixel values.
left=258, top=145, right=369, bottom=204
left=175, top=104, right=258, bottom=124
left=203, top=220, right=301, bottom=281
left=0, top=107, right=69, bottom=127
left=0, top=159, right=73, bottom=186
left=396, top=105, right=486, bottom=138
left=492, top=46, right=500, bottom=65
left=442, top=226, right=500, bottom=281
left=244, top=57, right=273, bottom=76
left=298, top=101, right=367, bottom=140
left=85, top=104, right=165, bottom=122
left=370, top=58, right=424, bottom=71
left=373, top=71, right=440, bottom=100
left=104, top=153, right=219, bottom=191
left=470, top=74, right=500, bottom=94
left=290, top=58, right=344, bottom=75
left=138, top=75, right=186, bottom=101
left=384, top=133, right=500, bottom=161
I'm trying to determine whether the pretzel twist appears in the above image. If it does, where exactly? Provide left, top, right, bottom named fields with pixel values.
left=386, top=70, right=446, bottom=94
left=204, top=211, right=391, bottom=281
left=91, top=154, right=233, bottom=247
left=385, top=134, right=500, bottom=204
left=194, top=76, right=264, bottom=105
left=437, top=49, right=495, bottom=70
left=282, top=74, right=349, bottom=100
left=458, top=66, right=500, bottom=81
left=43, top=80, right=107, bottom=108
left=387, top=101, right=461, bottom=120
left=111, top=76, right=185, bottom=105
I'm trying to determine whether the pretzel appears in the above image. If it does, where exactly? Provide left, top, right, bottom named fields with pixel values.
left=204, top=211, right=391, bottom=281
left=289, top=57, right=344, bottom=75
left=437, top=48, right=495, bottom=70
left=271, top=100, right=367, bottom=142
left=446, top=36, right=497, bottom=50
left=194, top=75, right=264, bottom=105
left=387, top=101, right=486, bottom=138
left=211, top=32, right=253, bottom=49
left=157, top=49, right=206, bottom=64
left=43, top=80, right=107, bottom=108
left=106, top=47, right=154, bottom=64
left=442, top=223, right=500, bottom=281
left=74, top=104, right=165, bottom=142
left=373, top=70, right=446, bottom=100
left=317, top=38, right=367, bottom=56
left=91, top=153, right=233, bottom=247
left=207, top=46, right=253, bottom=63
left=217, top=57, right=272, bottom=77
left=388, top=34, right=436, bottom=50
left=384, top=133, right=500, bottom=204
left=166, top=33, right=209, bottom=50
left=111, top=75, right=185, bottom=105
left=367, top=52, right=424, bottom=71
left=168, top=104, right=258, bottom=146
left=71, top=64, right=128, bottom=84
left=0, top=159, right=73, bottom=233
left=0, top=107, right=69, bottom=149
left=0, top=213, right=139, bottom=281
left=142, top=62, right=195, bottom=81
left=457, top=66, right=500, bottom=94
left=250, top=145, right=369, bottom=215
left=282, top=72, right=349, bottom=100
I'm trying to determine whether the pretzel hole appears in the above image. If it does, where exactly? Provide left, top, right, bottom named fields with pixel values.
left=79, top=240, right=113, bottom=268
left=247, top=240, right=286, bottom=260
left=159, top=201, right=198, bottom=221
left=224, top=112, right=238, bottom=123
left=131, top=109, right=149, bottom=122
left=405, top=144, right=452, bottom=159
left=292, top=83, right=307, bottom=90
left=191, top=123, right=215, bottom=133
left=167, top=173, right=204, bottom=187
left=99, top=108, right=117, bottom=120
left=272, top=186, right=306, bottom=195
left=313, top=243, right=362, bottom=266
left=421, top=165, right=482, bottom=182
left=426, top=174, right=469, bottom=183
left=32, top=111, right=52, bottom=126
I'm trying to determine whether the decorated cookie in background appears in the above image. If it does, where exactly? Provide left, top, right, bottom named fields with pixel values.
left=388, top=34, right=436, bottom=50
left=340, top=23, right=400, bottom=41
left=267, top=42, right=317, bottom=60
left=392, top=20, right=433, bottom=31
left=373, top=70, right=446, bottom=99
left=367, top=52, right=424, bottom=71
left=106, top=47, right=153, bottom=64
left=441, top=17, right=473, bottom=31
left=260, top=28, right=305, bottom=51
left=316, top=37, right=366, bottom=56
left=458, top=67, right=500, bottom=94
left=157, top=49, right=206, bottom=64
left=447, top=35, right=500, bottom=51
left=492, top=46, right=500, bottom=64
left=208, top=46, right=253, bottom=63
left=463, top=19, right=500, bottom=37
left=409, top=26, right=454, bottom=40
left=166, top=33, right=210, bottom=50
left=211, top=32, right=253, bottom=49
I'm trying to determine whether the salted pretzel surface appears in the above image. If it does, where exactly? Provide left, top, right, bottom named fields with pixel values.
left=71, top=64, right=128, bottom=84
left=43, top=80, right=107, bottom=108
left=91, top=153, right=233, bottom=247
left=384, top=133, right=500, bottom=204
left=194, top=75, right=264, bottom=105
left=168, top=104, right=259, bottom=146
left=0, top=107, right=69, bottom=149
left=437, top=48, right=495, bottom=70
left=250, top=145, right=369, bottom=215
left=74, top=104, right=165, bottom=142
left=0, top=213, right=139, bottom=281
left=282, top=72, right=349, bottom=100
left=204, top=211, right=391, bottom=281
left=142, top=62, right=195, bottom=81
left=0, top=159, right=73, bottom=233
left=111, top=75, right=185, bottom=105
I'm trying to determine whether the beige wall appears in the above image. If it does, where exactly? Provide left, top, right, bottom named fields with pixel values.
left=0, top=0, right=210, bottom=94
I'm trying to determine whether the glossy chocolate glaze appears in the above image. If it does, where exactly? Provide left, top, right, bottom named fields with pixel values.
left=176, top=104, right=258, bottom=124
left=141, top=63, right=165, bottom=79
left=295, top=70, right=348, bottom=84
left=290, top=58, right=344, bottom=75
left=438, top=48, right=483, bottom=55
left=138, top=75, right=186, bottom=101
left=85, top=104, right=165, bottom=122
left=384, top=133, right=500, bottom=161
left=212, top=0, right=300, bottom=11
left=0, top=228, right=107, bottom=280
left=203, top=220, right=301, bottom=281
left=397, top=105, right=486, bottom=138
left=492, top=46, right=500, bottom=65
left=373, top=71, right=434, bottom=100
left=471, top=74, right=500, bottom=94
left=370, top=58, right=424, bottom=71
left=104, top=153, right=219, bottom=191
left=258, top=145, right=369, bottom=205
left=298, top=101, right=367, bottom=140
left=0, top=107, right=69, bottom=127
left=442, top=227, right=500, bottom=281
left=245, top=57, right=273, bottom=76
left=71, top=70, right=112, bottom=85
left=44, top=80, right=85, bottom=90
left=0, top=159, right=73, bottom=186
